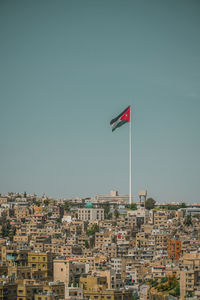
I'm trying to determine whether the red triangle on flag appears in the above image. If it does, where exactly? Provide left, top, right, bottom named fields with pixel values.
left=120, top=106, right=130, bottom=122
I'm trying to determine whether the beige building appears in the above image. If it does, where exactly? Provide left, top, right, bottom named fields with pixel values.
left=180, top=252, right=200, bottom=299
left=78, top=208, right=104, bottom=221
left=14, top=206, right=30, bottom=220
left=53, top=258, right=87, bottom=285
left=153, top=212, right=168, bottom=228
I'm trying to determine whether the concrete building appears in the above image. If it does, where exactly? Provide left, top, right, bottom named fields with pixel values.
left=180, top=252, right=200, bottom=300
left=53, top=259, right=87, bottom=285
left=94, top=191, right=133, bottom=204
left=28, top=252, right=53, bottom=281
left=78, top=208, right=104, bottom=221
left=168, top=240, right=181, bottom=260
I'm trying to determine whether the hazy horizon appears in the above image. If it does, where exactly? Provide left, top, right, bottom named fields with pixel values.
left=1, top=0, right=200, bottom=203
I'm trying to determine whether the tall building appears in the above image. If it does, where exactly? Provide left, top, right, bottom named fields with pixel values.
left=168, top=240, right=181, bottom=260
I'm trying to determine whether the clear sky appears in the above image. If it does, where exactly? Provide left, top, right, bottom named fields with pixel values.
left=0, top=0, right=200, bottom=202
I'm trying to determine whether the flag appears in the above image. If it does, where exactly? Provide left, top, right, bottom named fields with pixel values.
left=110, top=106, right=130, bottom=132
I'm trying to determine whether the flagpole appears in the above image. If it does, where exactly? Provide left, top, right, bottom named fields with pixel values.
left=129, top=106, right=132, bottom=205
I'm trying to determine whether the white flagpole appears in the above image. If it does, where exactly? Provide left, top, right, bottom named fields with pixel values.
left=129, top=106, right=132, bottom=205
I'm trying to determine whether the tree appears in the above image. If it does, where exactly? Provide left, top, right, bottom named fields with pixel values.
left=2, top=222, right=11, bottom=238
left=161, top=277, right=168, bottom=284
left=84, top=240, right=89, bottom=249
left=184, top=215, right=192, bottom=226
left=56, top=218, right=62, bottom=224
left=34, top=200, right=41, bottom=207
left=44, top=199, right=50, bottom=206
left=145, top=198, right=156, bottom=210
left=130, top=203, right=137, bottom=210
left=103, top=204, right=110, bottom=219
left=63, top=201, right=71, bottom=211
left=114, top=209, right=119, bottom=219
left=86, top=224, right=99, bottom=236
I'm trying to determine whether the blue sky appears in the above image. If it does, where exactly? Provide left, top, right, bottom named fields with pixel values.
left=0, top=0, right=200, bottom=202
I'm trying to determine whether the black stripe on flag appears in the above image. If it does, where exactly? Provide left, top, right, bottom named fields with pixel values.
left=110, top=106, right=130, bottom=125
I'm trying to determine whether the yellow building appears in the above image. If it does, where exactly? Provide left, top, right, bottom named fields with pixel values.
left=28, top=252, right=53, bottom=281
left=17, top=280, right=42, bottom=300
left=8, top=265, right=32, bottom=280
left=80, top=275, right=108, bottom=290
left=34, top=292, right=58, bottom=300
left=43, top=282, right=65, bottom=299
left=83, top=289, right=132, bottom=300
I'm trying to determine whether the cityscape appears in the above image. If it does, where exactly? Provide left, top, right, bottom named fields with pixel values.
left=1, top=0, right=200, bottom=299
left=0, top=190, right=199, bottom=299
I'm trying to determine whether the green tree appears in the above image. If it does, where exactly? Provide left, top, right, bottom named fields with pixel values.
left=63, top=202, right=71, bottom=212
left=56, top=218, right=62, bottom=224
left=145, top=198, right=156, bottom=210
left=184, top=215, right=192, bottom=226
left=2, top=222, right=11, bottom=238
left=114, top=209, right=119, bottom=219
left=86, top=224, right=99, bottom=236
left=187, top=291, right=194, bottom=298
left=103, top=204, right=110, bottom=219
left=130, top=203, right=137, bottom=210
left=161, top=277, right=168, bottom=283
left=44, top=199, right=50, bottom=206
left=34, top=200, right=41, bottom=207
left=84, top=240, right=89, bottom=249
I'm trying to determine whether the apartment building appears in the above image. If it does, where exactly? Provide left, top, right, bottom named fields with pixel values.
left=78, top=208, right=104, bottom=221
left=28, top=252, right=53, bottom=281
left=168, top=239, right=181, bottom=260
left=53, top=259, right=86, bottom=285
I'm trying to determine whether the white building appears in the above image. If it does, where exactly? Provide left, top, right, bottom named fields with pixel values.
left=78, top=208, right=104, bottom=221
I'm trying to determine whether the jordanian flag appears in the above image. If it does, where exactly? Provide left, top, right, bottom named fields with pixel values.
left=110, top=106, right=130, bottom=132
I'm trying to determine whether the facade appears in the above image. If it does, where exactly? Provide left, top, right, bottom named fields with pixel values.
left=0, top=192, right=200, bottom=300
left=78, top=208, right=104, bottom=221
left=28, top=252, right=53, bottom=281
left=168, top=240, right=181, bottom=260
left=53, top=259, right=86, bottom=285
left=83, top=289, right=132, bottom=300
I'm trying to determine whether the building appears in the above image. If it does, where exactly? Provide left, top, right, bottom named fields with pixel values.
left=94, top=191, right=133, bottom=204
left=180, top=252, right=200, bottom=299
left=78, top=208, right=104, bottom=221
left=83, top=289, right=133, bottom=300
left=168, top=240, right=181, bottom=260
left=53, top=258, right=87, bottom=285
left=28, top=252, right=53, bottom=281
